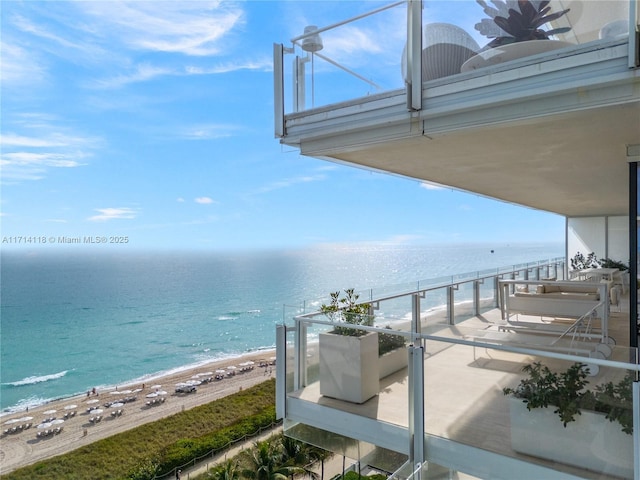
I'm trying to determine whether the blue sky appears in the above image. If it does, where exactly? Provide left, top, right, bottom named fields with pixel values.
left=0, top=1, right=565, bottom=252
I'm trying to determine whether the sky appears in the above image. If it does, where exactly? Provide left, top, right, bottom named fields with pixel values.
left=0, top=0, right=565, bottom=252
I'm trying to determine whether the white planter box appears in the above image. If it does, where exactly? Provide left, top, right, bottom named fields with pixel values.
left=509, top=397, right=634, bottom=478
left=319, top=331, right=379, bottom=404
left=379, top=346, right=407, bottom=379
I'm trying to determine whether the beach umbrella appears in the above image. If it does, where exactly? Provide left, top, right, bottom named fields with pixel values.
left=91, top=409, right=103, bottom=414
left=199, top=371, right=213, bottom=376
left=110, top=391, right=122, bottom=395
left=37, top=422, right=52, bottom=429
left=4, top=419, right=20, bottom=425
left=64, top=404, right=77, bottom=410
left=132, top=388, right=143, bottom=393
left=110, top=402, right=124, bottom=408
left=156, top=390, right=168, bottom=395
left=186, top=380, right=201, bottom=386
left=150, top=384, right=162, bottom=389
left=19, top=416, right=33, bottom=422
left=191, top=374, right=200, bottom=379
left=215, top=369, right=225, bottom=374
left=146, top=392, right=158, bottom=398
left=51, top=419, right=65, bottom=424
left=227, top=365, right=237, bottom=370
left=119, top=389, right=132, bottom=394
left=43, top=409, right=56, bottom=415
left=87, top=399, right=99, bottom=404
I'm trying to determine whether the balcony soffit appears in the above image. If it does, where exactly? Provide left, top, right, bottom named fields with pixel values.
left=333, top=102, right=639, bottom=217
left=287, top=79, right=639, bottom=218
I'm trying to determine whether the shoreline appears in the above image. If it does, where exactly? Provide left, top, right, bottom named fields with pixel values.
left=1, top=348, right=277, bottom=416
left=0, top=349, right=277, bottom=475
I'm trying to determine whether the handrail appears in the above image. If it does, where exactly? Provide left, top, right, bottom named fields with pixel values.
left=290, top=1, right=405, bottom=45
left=294, top=257, right=565, bottom=321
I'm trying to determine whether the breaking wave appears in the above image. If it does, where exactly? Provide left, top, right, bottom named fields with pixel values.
left=3, top=370, right=69, bottom=387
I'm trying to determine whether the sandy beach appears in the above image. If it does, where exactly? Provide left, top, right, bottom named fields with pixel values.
left=0, top=351, right=277, bottom=475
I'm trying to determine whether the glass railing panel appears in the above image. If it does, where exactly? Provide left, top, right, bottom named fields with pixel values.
left=420, top=285, right=451, bottom=329
left=301, top=320, right=332, bottom=386
left=278, top=1, right=632, bottom=114
left=433, top=0, right=631, bottom=74
left=285, top=322, right=296, bottom=394
left=283, top=420, right=408, bottom=475
left=422, top=330, right=638, bottom=478
left=283, top=1, right=407, bottom=113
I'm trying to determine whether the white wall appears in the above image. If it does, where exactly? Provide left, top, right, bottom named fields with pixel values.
left=567, top=216, right=629, bottom=267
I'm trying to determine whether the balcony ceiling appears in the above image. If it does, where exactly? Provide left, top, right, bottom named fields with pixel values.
left=318, top=101, right=639, bottom=218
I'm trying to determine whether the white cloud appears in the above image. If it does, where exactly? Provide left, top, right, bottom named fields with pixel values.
left=253, top=174, right=327, bottom=194
left=0, top=123, right=97, bottom=184
left=177, top=197, right=185, bottom=203
left=92, top=64, right=174, bottom=89
left=420, top=182, right=445, bottom=191
left=1, top=152, right=85, bottom=168
left=87, top=207, right=138, bottom=222
left=78, top=1, right=245, bottom=57
left=0, top=40, right=48, bottom=87
left=195, top=197, right=216, bottom=204
left=181, top=123, right=240, bottom=140
left=184, top=57, right=272, bottom=75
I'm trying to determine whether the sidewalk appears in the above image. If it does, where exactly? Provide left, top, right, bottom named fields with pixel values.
left=177, top=425, right=283, bottom=480
left=174, top=424, right=358, bottom=480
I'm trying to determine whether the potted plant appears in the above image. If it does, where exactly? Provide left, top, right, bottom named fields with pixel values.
left=503, top=362, right=634, bottom=477
left=378, top=327, right=408, bottom=379
left=463, top=0, right=573, bottom=71
left=318, top=289, right=380, bottom=403
left=474, top=0, right=571, bottom=48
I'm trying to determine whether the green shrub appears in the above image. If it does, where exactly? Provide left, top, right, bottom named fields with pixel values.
left=5, top=380, right=276, bottom=480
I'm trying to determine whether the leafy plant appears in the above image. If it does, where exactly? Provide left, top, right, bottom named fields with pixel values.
left=593, top=373, right=634, bottom=434
left=320, top=289, right=373, bottom=337
left=570, top=251, right=629, bottom=272
left=503, top=362, right=634, bottom=434
left=378, top=327, right=406, bottom=356
left=570, top=251, right=599, bottom=270
left=599, top=257, right=630, bottom=272
left=475, top=0, right=571, bottom=48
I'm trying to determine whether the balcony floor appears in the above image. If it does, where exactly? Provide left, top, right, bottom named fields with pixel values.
left=289, top=297, right=633, bottom=479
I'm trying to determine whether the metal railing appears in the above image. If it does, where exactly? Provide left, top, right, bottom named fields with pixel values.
left=274, top=0, right=637, bottom=122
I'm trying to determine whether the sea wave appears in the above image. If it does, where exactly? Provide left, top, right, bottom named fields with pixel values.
left=3, top=370, right=69, bottom=387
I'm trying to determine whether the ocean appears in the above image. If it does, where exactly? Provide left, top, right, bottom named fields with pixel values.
left=0, top=242, right=563, bottom=413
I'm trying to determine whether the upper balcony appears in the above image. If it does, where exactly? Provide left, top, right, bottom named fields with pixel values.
left=273, top=0, right=640, bottom=219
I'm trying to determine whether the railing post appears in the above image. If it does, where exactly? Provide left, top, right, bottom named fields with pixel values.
left=273, top=43, right=285, bottom=136
left=447, top=285, right=455, bottom=325
left=296, top=321, right=307, bottom=388
left=275, top=324, right=287, bottom=421
left=406, top=0, right=422, bottom=111
left=408, top=345, right=425, bottom=468
left=473, top=280, right=480, bottom=316
left=412, top=292, right=422, bottom=340
left=634, top=379, right=639, bottom=480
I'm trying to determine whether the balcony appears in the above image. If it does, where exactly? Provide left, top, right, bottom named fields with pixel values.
left=273, top=0, right=640, bottom=219
left=275, top=259, right=640, bottom=479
